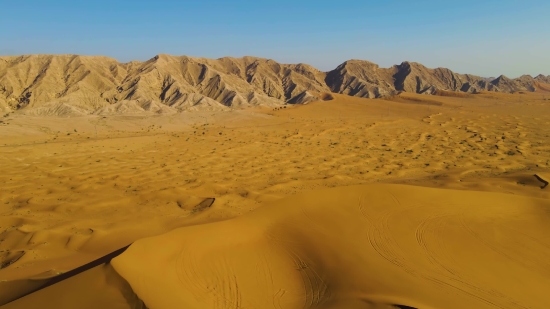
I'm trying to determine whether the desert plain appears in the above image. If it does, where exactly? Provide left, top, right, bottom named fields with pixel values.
left=1, top=89, right=550, bottom=308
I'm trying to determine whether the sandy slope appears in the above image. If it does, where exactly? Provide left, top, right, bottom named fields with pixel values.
left=1, top=91, right=550, bottom=308
left=112, top=184, right=550, bottom=309
left=5, top=185, right=550, bottom=308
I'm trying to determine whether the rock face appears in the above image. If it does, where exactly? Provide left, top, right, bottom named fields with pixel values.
left=324, top=60, right=547, bottom=97
left=0, top=54, right=330, bottom=115
left=0, top=54, right=548, bottom=115
left=535, top=74, right=550, bottom=84
left=394, top=62, right=496, bottom=94
left=325, top=60, right=397, bottom=98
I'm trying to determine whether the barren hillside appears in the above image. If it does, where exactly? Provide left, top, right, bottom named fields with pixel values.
left=0, top=54, right=546, bottom=115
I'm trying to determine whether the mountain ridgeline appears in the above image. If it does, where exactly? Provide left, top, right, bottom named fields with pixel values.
left=0, top=54, right=548, bottom=115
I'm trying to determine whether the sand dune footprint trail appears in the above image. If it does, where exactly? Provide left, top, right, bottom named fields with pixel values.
left=111, top=184, right=550, bottom=309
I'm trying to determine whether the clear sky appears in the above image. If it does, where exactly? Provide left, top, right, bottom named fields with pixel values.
left=1, top=0, right=549, bottom=78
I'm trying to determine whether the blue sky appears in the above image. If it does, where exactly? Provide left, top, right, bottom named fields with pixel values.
left=1, top=0, right=549, bottom=77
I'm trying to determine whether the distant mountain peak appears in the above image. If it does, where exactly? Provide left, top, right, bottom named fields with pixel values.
left=0, top=54, right=546, bottom=116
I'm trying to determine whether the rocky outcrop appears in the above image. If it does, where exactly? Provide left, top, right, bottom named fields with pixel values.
left=535, top=74, right=550, bottom=84
left=324, top=60, right=543, bottom=98
left=325, top=60, right=397, bottom=98
left=490, top=75, right=526, bottom=92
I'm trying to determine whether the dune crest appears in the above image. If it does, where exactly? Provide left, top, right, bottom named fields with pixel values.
left=112, top=184, right=550, bottom=309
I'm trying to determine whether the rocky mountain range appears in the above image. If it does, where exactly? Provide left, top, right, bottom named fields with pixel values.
left=0, top=54, right=548, bottom=115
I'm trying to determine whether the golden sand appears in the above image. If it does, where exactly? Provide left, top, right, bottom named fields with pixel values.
left=1, top=92, right=550, bottom=308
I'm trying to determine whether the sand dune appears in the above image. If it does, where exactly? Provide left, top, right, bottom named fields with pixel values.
left=4, top=185, right=550, bottom=308
left=112, top=184, right=550, bottom=309
left=534, top=82, right=550, bottom=93
left=1, top=91, right=550, bottom=308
